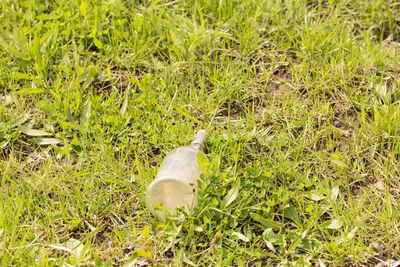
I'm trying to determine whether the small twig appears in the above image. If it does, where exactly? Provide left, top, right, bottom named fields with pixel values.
left=153, top=256, right=173, bottom=262
left=153, top=231, right=222, bottom=262
left=193, top=243, right=216, bottom=257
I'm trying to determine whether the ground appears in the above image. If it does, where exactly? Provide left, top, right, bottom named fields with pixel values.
left=1, top=0, right=400, bottom=266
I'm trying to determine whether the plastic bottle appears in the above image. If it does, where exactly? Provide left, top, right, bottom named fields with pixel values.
left=146, top=130, right=206, bottom=220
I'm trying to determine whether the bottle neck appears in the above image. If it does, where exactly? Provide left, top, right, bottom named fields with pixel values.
left=190, top=142, right=204, bottom=151
left=190, top=129, right=206, bottom=151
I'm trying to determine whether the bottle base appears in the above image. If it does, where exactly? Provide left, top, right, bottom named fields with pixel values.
left=146, top=177, right=197, bottom=220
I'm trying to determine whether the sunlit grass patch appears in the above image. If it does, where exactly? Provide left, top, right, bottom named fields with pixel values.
left=1, top=0, right=400, bottom=265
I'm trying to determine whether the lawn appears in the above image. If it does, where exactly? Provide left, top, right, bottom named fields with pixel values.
left=1, top=0, right=400, bottom=266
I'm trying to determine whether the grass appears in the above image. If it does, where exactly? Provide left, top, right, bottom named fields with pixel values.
left=1, top=0, right=400, bottom=265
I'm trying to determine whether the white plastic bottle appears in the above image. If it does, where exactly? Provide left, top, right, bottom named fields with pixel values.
left=146, top=130, right=206, bottom=220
